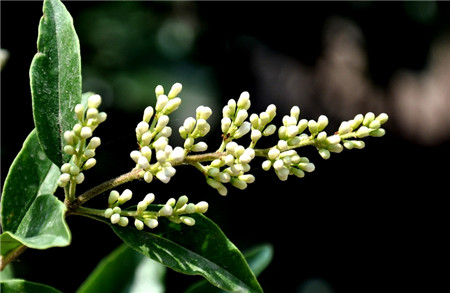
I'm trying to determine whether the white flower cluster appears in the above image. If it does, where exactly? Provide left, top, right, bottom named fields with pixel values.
left=58, top=94, right=106, bottom=187
left=105, top=189, right=208, bottom=230
left=179, top=105, right=213, bottom=152
left=130, top=83, right=185, bottom=184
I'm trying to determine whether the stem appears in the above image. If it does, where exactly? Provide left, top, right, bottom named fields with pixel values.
left=0, top=245, right=27, bottom=271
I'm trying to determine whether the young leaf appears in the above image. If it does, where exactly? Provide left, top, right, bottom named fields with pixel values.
left=77, top=244, right=166, bottom=293
left=0, top=279, right=62, bottom=293
left=30, top=0, right=82, bottom=166
left=184, top=244, right=274, bottom=293
left=96, top=214, right=263, bottom=293
left=1, top=129, right=71, bottom=251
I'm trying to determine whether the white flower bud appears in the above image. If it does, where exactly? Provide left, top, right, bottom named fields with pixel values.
left=237, top=91, right=251, bottom=110
left=356, top=126, right=370, bottom=138
left=238, top=174, right=255, bottom=184
left=376, top=113, right=389, bottom=124
left=263, top=124, right=277, bottom=136
left=136, top=121, right=149, bottom=135
left=118, top=189, right=133, bottom=205
left=363, top=112, right=375, bottom=127
left=317, top=115, right=328, bottom=131
left=159, top=204, right=173, bottom=217
left=231, top=178, right=247, bottom=190
left=110, top=213, right=120, bottom=224
left=155, top=115, right=169, bottom=132
left=265, top=104, right=277, bottom=120
left=262, top=160, right=272, bottom=171
left=143, top=106, right=154, bottom=123
left=156, top=170, right=170, bottom=183
left=207, top=178, right=228, bottom=196
left=251, top=129, right=262, bottom=142
left=75, top=104, right=85, bottom=121
left=155, top=85, right=164, bottom=97
left=235, top=109, right=248, bottom=126
left=170, top=147, right=185, bottom=162
left=80, top=127, right=93, bottom=139
left=75, top=173, right=85, bottom=184
left=316, top=131, right=327, bottom=142
left=118, top=217, right=129, bottom=227
left=63, top=145, right=75, bottom=155
left=144, top=193, right=155, bottom=205
left=233, top=121, right=251, bottom=139
left=259, top=112, right=270, bottom=127
left=352, top=114, right=364, bottom=129
left=290, top=167, right=305, bottom=178
left=193, top=119, right=210, bottom=137
left=156, top=150, right=167, bottom=163
left=195, top=201, right=209, bottom=213
left=153, top=137, right=168, bottom=151
left=319, top=148, right=331, bottom=159
left=163, top=97, right=182, bottom=114
left=352, top=140, right=365, bottom=149
left=328, top=143, right=344, bottom=153
left=64, top=131, right=75, bottom=145
left=339, top=121, right=352, bottom=135
left=196, top=106, right=212, bottom=120
left=104, top=208, right=114, bottom=218
left=224, top=154, right=235, bottom=166
left=368, top=119, right=381, bottom=129
left=139, top=146, right=151, bottom=161
left=168, top=82, right=182, bottom=99
left=275, top=167, right=290, bottom=181
left=192, top=142, right=208, bottom=152
left=183, top=117, right=196, bottom=134
left=290, top=106, right=300, bottom=121
left=84, top=149, right=95, bottom=159
left=184, top=137, right=194, bottom=149
left=299, top=162, right=315, bottom=173
left=130, top=150, right=141, bottom=163
left=113, top=207, right=122, bottom=214
left=61, top=163, right=71, bottom=173
left=108, top=190, right=120, bottom=205
left=308, top=120, right=318, bottom=134
left=343, top=140, right=354, bottom=149
left=88, top=94, right=102, bottom=109
left=250, top=113, right=260, bottom=129
left=144, top=218, right=159, bottom=229
left=134, top=219, right=144, bottom=230
left=144, top=171, right=153, bottom=183
left=87, top=137, right=101, bottom=149
left=138, top=156, right=150, bottom=170
left=286, top=125, right=299, bottom=138
left=326, top=135, right=341, bottom=145
left=86, top=108, right=99, bottom=119
left=297, top=119, right=308, bottom=133
left=164, top=166, right=176, bottom=178
left=155, top=95, right=169, bottom=112
left=59, top=173, right=71, bottom=183
left=83, top=158, right=96, bottom=170
left=97, top=112, right=107, bottom=124
left=222, top=105, right=233, bottom=118
left=221, top=117, right=232, bottom=134
left=370, top=128, right=386, bottom=137
left=277, top=140, right=288, bottom=151
left=180, top=216, right=196, bottom=226
left=273, top=159, right=285, bottom=171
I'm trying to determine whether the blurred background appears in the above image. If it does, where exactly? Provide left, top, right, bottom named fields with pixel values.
left=1, top=1, right=449, bottom=292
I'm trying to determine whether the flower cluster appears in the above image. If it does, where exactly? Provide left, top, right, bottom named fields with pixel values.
left=104, top=189, right=208, bottom=230
left=179, top=105, right=212, bottom=153
left=58, top=94, right=106, bottom=188
left=130, top=83, right=185, bottom=184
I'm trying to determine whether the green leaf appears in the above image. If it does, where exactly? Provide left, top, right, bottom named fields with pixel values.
left=77, top=244, right=166, bottom=293
left=94, top=213, right=263, bottom=293
left=30, top=0, right=82, bottom=166
left=0, top=279, right=62, bottom=293
left=184, top=244, right=273, bottom=293
left=1, top=129, right=71, bottom=252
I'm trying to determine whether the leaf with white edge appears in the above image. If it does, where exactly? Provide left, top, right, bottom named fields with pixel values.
left=93, top=213, right=263, bottom=293
left=1, top=129, right=71, bottom=252
left=184, top=243, right=274, bottom=293
left=0, top=279, right=62, bottom=293
left=30, top=0, right=82, bottom=166
left=77, top=244, right=166, bottom=293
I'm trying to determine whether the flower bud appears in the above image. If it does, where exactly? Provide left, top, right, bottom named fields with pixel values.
left=159, top=204, right=173, bottom=217
left=80, top=127, right=93, bottom=139
left=326, top=135, right=341, bottom=145
left=59, top=173, right=71, bottom=183
left=88, top=94, right=102, bottom=109
left=104, top=208, right=113, bottom=218
left=180, top=216, right=196, bottom=226
left=155, top=115, right=169, bottom=132
left=286, top=125, right=298, bottom=138
left=352, top=114, right=364, bottom=129
left=108, top=190, right=120, bottom=205
left=316, top=131, right=327, bottom=142
left=370, top=128, right=386, bottom=137
left=263, top=124, right=277, bottom=136
left=134, top=219, right=144, bottom=230
left=168, top=82, right=182, bottom=99
left=262, top=160, right=272, bottom=171
left=338, top=121, right=352, bottom=135
left=75, top=104, right=85, bottom=121
left=290, top=106, right=300, bottom=121
left=221, top=117, right=232, bottom=134
left=136, top=121, right=149, bottom=135
left=155, top=95, right=169, bottom=112
left=363, top=112, right=375, bottom=127
left=356, top=126, right=370, bottom=138
left=110, top=213, right=120, bottom=224
left=318, top=148, right=331, bottom=159
left=327, top=143, right=343, bottom=153
left=233, top=122, right=251, bottom=139
left=143, top=106, right=154, bottom=123
left=277, top=140, right=288, bottom=151
left=251, top=129, right=262, bottom=142
left=61, top=163, right=71, bottom=173
left=64, top=131, right=75, bottom=145
left=298, top=162, right=315, bottom=173
left=118, top=189, right=133, bottom=205
left=196, top=106, right=212, bottom=120
left=163, top=97, right=182, bottom=115
left=290, top=167, right=305, bottom=178
left=352, top=140, right=365, bottom=149
left=237, top=91, right=251, bottom=110
left=87, top=137, right=101, bottom=149
left=75, top=173, right=85, bottom=184
left=235, top=109, right=248, bottom=126
left=97, top=112, right=107, bottom=124
left=144, top=218, right=159, bottom=229
left=308, top=120, right=318, bottom=134
left=317, top=115, right=329, bottom=131
left=231, top=178, right=247, bottom=190
left=155, top=85, right=164, bottom=97
left=84, top=149, right=95, bottom=159
left=191, top=142, right=207, bottom=152
left=297, top=119, right=308, bottom=133
left=195, top=201, right=209, bottom=213
left=144, top=171, right=153, bottom=183
left=144, top=193, right=155, bottom=205
left=118, top=217, right=129, bottom=227
left=368, top=120, right=381, bottom=129
left=86, top=108, right=99, bottom=119
left=64, top=145, right=75, bottom=155
left=113, top=207, right=122, bottom=214
left=376, top=113, right=389, bottom=124
left=176, top=195, right=189, bottom=209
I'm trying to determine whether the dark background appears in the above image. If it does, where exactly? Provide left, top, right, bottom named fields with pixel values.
left=1, top=1, right=449, bottom=292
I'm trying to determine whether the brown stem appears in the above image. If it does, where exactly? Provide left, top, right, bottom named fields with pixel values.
left=0, top=245, right=27, bottom=271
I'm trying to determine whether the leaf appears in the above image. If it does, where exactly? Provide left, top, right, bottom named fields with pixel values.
left=94, top=213, right=263, bottom=293
left=0, top=279, right=62, bottom=293
left=77, top=244, right=166, bottom=293
left=0, top=129, right=71, bottom=252
left=184, top=244, right=273, bottom=293
left=30, top=0, right=82, bottom=166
